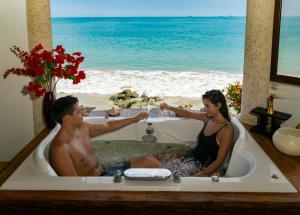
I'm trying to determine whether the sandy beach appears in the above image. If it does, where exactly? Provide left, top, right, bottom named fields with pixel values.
left=57, top=92, right=204, bottom=111
left=56, top=69, right=242, bottom=112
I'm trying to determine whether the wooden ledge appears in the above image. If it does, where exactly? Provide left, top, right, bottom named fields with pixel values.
left=0, top=162, right=8, bottom=173
left=0, top=128, right=51, bottom=185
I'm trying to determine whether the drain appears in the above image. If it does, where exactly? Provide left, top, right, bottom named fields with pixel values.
left=172, top=170, right=181, bottom=183
left=113, top=170, right=122, bottom=183
left=271, top=174, right=279, bottom=179
left=105, top=141, right=111, bottom=144
left=211, top=175, right=219, bottom=182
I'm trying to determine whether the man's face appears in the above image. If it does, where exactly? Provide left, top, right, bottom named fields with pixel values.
left=68, top=104, right=84, bottom=126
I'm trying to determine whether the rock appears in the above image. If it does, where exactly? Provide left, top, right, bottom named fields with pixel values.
left=109, top=89, right=163, bottom=109
left=108, top=107, right=120, bottom=117
left=80, top=105, right=96, bottom=116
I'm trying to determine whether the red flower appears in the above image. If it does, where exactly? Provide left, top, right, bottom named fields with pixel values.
left=42, top=50, right=52, bottom=62
left=78, top=71, right=86, bottom=80
left=54, top=54, right=65, bottom=64
left=55, top=45, right=65, bottom=54
left=73, top=77, right=80, bottom=84
left=33, top=44, right=43, bottom=52
left=76, top=56, right=85, bottom=63
left=27, top=82, right=35, bottom=91
left=73, top=52, right=81, bottom=56
left=66, top=54, right=74, bottom=63
left=4, top=44, right=86, bottom=98
left=222, top=82, right=242, bottom=114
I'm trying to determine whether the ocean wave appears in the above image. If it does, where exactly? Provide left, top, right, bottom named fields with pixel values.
left=56, top=69, right=243, bottom=98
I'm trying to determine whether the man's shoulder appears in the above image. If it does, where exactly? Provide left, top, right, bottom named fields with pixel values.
left=49, top=134, right=71, bottom=165
left=51, top=133, right=70, bottom=151
left=79, top=122, right=90, bottom=131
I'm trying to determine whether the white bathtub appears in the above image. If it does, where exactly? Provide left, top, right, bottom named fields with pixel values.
left=0, top=117, right=296, bottom=192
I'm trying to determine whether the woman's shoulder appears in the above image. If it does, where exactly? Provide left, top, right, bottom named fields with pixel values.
left=220, top=122, right=234, bottom=138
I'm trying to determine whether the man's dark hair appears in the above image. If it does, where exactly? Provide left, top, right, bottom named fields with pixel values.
left=52, top=95, right=79, bottom=124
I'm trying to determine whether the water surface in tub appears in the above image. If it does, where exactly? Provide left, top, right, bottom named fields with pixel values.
left=93, top=140, right=200, bottom=175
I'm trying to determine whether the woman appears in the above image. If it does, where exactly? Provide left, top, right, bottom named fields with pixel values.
left=145, top=89, right=234, bottom=177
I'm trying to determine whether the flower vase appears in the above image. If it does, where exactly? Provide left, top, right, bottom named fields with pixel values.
left=267, top=100, right=274, bottom=115
left=42, top=91, right=56, bottom=128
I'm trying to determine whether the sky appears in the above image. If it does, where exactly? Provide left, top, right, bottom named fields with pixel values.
left=51, top=0, right=247, bottom=17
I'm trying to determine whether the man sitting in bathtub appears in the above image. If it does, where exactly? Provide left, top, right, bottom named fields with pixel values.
left=50, top=95, right=162, bottom=176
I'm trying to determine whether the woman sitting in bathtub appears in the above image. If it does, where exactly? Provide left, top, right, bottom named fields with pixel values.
left=148, top=89, right=234, bottom=177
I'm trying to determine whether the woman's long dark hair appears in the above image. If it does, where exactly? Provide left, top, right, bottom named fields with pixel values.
left=202, top=90, right=230, bottom=121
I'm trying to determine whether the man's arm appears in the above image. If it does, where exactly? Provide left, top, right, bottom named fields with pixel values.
left=88, top=112, right=148, bottom=137
left=50, top=145, right=78, bottom=176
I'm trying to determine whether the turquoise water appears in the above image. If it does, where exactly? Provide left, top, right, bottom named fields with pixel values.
left=92, top=139, right=194, bottom=164
left=92, top=139, right=199, bottom=176
left=52, top=17, right=246, bottom=72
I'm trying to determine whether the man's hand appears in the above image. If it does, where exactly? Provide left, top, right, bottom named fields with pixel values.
left=133, top=112, right=149, bottom=123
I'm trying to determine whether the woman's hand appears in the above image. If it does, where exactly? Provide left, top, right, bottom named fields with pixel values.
left=193, top=167, right=209, bottom=177
left=194, top=170, right=221, bottom=177
left=160, top=103, right=170, bottom=111
left=194, top=171, right=207, bottom=177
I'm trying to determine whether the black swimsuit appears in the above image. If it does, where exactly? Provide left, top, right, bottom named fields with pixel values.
left=186, top=120, right=229, bottom=167
left=161, top=120, right=230, bottom=176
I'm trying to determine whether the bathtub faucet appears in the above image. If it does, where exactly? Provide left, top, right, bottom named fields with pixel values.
left=142, top=123, right=157, bottom=143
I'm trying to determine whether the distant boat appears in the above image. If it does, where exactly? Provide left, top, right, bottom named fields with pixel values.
left=218, top=16, right=234, bottom=19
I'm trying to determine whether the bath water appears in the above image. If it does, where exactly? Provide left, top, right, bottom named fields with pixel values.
left=92, top=140, right=201, bottom=176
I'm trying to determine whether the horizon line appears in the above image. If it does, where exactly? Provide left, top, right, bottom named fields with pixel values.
left=52, top=15, right=246, bottom=18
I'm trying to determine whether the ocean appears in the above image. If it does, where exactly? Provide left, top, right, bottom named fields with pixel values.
left=52, top=17, right=246, bottom=98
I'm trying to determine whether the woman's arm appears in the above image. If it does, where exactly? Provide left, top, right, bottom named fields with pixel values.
left=160, top=103, right=209, bottom=122
left=195, top=125, right=234, bottom=176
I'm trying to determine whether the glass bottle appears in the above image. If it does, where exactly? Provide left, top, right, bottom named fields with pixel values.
left=267, top=99, right=274, bottom=115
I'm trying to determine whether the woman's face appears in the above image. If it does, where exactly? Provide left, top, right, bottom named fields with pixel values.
left=202, top=98, right=221, bottom=117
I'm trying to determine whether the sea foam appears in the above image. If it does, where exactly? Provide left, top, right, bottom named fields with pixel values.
left=56, top=69, right=243, bottom=99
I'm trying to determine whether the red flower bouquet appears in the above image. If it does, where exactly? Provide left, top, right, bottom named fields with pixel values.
left=4, top=44, right=86, bottom=97
left=222, top=82, right=242, bottom=114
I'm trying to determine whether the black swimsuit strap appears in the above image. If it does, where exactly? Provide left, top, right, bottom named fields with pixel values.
left=215, top=123, right=231, bottom=134
left=203, top=120, right=231, bottom=136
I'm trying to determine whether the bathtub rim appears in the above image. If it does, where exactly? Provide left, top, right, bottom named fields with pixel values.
left=1, top=118, right=300, bottom=213
left=33, top=116, right=250, bottom=178
left=0, top=116, right=297, bottom=193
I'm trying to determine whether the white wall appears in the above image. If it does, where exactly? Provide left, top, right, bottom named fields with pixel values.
left=271, top=82, right=300, bottom=127
left=0, top=0, right=34, bottom=161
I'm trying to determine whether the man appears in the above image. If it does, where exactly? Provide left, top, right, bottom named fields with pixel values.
left=50, top=95, right=162, bottom=176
